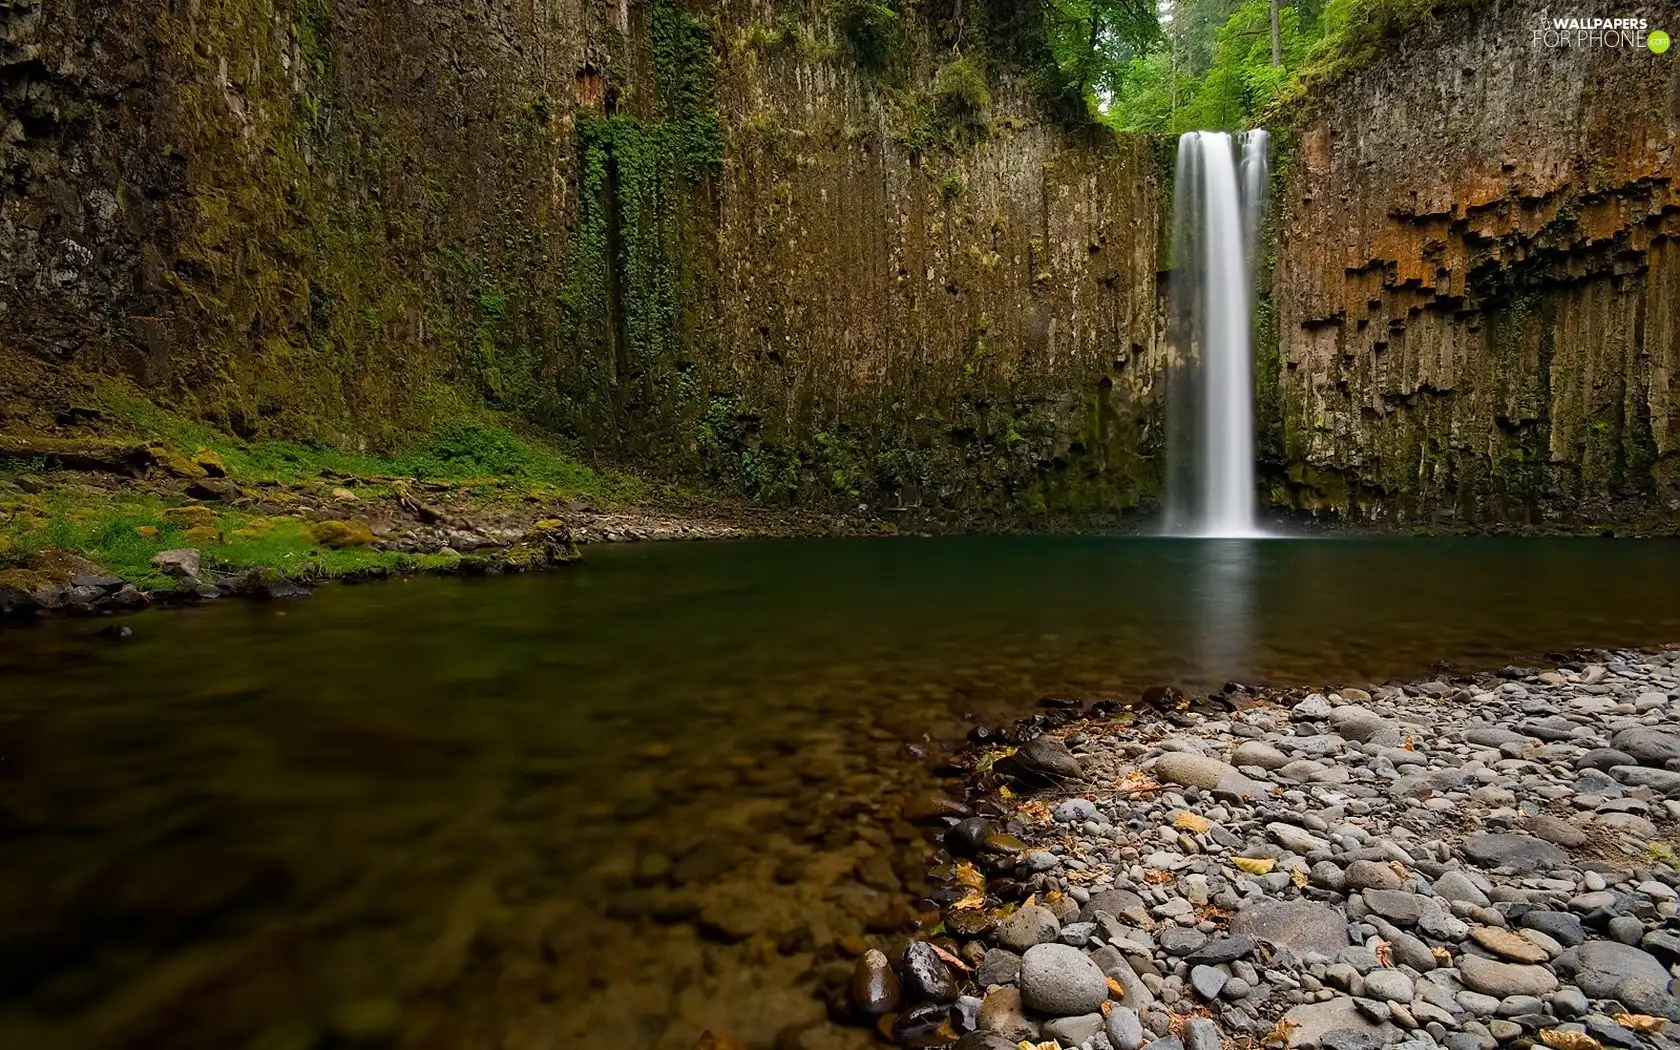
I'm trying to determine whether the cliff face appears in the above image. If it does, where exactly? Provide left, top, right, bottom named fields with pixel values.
left=0, top=0, right=1166, bottom=516
left=7, top=0, right=1676, bottom=525
left=1270, top=0, right=1680, bottom=526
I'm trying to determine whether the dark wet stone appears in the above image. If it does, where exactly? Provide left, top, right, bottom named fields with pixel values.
left=892, top=1000, right=956, bottom=1044
left=954, top=1033, right=1020, bottom=1050
left=903, top=941, right=959, bottom=1003
left=998, top=734, right=1082, bottom=783
left=97, top=623, right=134, bottom=641
left=1142, top=685, right=1184, bottom=706
left=945, top=817, right=997, bottom=857
left=850, top=949, right=902, bottom=1015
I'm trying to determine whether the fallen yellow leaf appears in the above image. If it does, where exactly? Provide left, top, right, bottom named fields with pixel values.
left=1233, top=857, right=1275, bottom=875
left=1290, top=867, right=1309, bottom=888
left=952, top=887, right=985, bottom=910
left=1613, top=1015, right=1665, bottom=1034
left=1106, top=976, right=1126, bottom=999
left=1174, top=811, right=1212, bottom=833
left=998, top=785, right=1015, bottom=799
left=1539, top=1029, right=1602, bottom=1050
left=955, top=860, right=986, bottom=889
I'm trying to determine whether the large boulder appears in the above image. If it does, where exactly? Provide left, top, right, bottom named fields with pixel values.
left=1019, top=943, right=1109, bottom=1016
left=1555, top=940, right=1671, bottom=999
left=1611, top=727, right=1680, bottom=766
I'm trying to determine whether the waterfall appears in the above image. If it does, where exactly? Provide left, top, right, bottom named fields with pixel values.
left=1165, top=129, right=1270, bottom=538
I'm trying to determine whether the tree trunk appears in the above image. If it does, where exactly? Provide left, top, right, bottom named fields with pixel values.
left=1270, top=0, right=1282, bottom=66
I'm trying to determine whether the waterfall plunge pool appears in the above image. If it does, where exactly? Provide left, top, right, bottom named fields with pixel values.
left=2, top=535, right=1678, bottom=1049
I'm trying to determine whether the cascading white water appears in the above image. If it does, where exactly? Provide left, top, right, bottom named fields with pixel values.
left=1165, top=129, right=1270, bottom=538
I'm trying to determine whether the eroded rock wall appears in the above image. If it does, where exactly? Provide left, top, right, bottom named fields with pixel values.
left=1271, top=0, right=1680, bottom=525
left=0, top=0, right=1167, bottom=515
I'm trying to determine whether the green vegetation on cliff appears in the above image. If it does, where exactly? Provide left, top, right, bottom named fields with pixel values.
left=1101, top=0, right=1473, bottom=131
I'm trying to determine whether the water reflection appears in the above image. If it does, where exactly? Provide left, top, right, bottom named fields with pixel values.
left=1188, top=538, right=1256, bottom=688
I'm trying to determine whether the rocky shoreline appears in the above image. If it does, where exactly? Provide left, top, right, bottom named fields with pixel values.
left=844, top=648, right=1680, bottom=1050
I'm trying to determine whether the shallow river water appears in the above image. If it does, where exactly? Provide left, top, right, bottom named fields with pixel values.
left=2, top=536, right=1678, bottom=1050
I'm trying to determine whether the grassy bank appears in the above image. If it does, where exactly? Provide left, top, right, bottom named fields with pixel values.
left=0, top=393, right=640, bottom=594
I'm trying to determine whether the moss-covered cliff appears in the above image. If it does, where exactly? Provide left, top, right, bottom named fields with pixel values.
left=1, top=0, right=1166, bottom=520
left=5, top=0, right=1675, bottom=528
left=1267, top=0, right=1679, bottom=527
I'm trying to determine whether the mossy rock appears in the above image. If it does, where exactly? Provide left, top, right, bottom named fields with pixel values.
left=312, top=519, right=376, bottom=549
left=193, top=448, right=227, bottom=477
left=0, top=535, right=11, bottom=559
left=135, top=525, right=161, bottom=539
left=531, top=518, right=567, bottom=533
left=182, top=526, right=224, bottom=545
left=164, top=505, right=217, bottom=528
left=150, top=446, right=208, bottom=480
left=0, top=568, right=52, bottom=595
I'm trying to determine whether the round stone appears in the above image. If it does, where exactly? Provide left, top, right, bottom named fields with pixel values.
left=1020, top=942, right=1110, bottom=1016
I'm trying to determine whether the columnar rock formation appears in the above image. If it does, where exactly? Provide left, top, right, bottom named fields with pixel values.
left=0, top=0, right=1164, bottom=515
left=1270, top=0, right=1679, bottom=525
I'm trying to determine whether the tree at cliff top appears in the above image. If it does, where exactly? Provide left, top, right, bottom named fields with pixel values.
left=1037, top=0, right=1163, bottom=117
left=1100, top=0, right=1456, bottom=131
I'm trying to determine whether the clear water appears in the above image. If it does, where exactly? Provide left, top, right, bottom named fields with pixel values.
left=2, top=537, right=1678, bottom=1050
